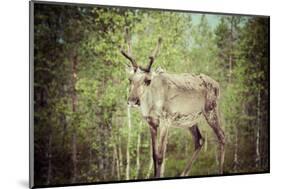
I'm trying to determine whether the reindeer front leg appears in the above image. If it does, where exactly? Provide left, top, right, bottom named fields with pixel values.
left=157, top=122, right=169, bottom=177
left=147, top=117, right=168, bottom=178
left=148, top=120, right=159, bottom=177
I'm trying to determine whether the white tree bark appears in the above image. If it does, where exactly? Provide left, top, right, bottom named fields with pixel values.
left=118, top=136, right=123, bottom=179
left=135, top=124, right=141, bottom=179
left=233, top=125, right=239, bottom=172
left=256, top=91, right=261, bottom=168
left=126, top=102, right=132, bottom=180
left=204, top=132, right=208, bottom=153
left=160, top=135, right=168, bottom=177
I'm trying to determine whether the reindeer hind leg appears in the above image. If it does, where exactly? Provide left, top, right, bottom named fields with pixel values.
left=203, top=108, right=225, bottom=174
left=181, top=124, right=204, bottom=176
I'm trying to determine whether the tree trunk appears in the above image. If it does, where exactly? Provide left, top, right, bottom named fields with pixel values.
left=118, top=136, right=123, bottom=179
left=256, top=91, right=261, bottom=168
left=160, top=131, right=168, bottom=177
left=146, top=144, right=153, bottom=179
left=87, top=144, right=92, bottom=179
left=103, top=124, right=109, bottom=179
left=229, top=55, right=232, bottom=83
left=228, top=17, right=234, bottom=83
left=260, top=92, right=269, bottom=169
left=215, top=147, right=219, bottom=166
left=126, top=102, right=132, bottom=180
left=97, top=125, right=105, bottom=180
left=112, top=144, right=116, bottom=177
left=71, top=54, right=78, bottom=183
left=160, top=147, right=167, bottom=177
left=135, top=124, right=141, bottom=179
left=46, top=134, right=52, bottom=185
left=204, top=132, right=208, bottom=152
left=114, top=144, right=120, bottom=180
left=233, top=125, right=239, bottom=172
left=71, top=132, right=77, bottom=183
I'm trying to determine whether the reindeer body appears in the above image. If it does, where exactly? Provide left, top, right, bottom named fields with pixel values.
left=140, top=72, right=219, bottom=128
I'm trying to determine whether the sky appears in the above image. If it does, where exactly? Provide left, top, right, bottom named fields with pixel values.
left=191, top=13, right=221, bottom=29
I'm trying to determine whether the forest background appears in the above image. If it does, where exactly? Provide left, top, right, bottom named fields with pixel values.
left=33, top=2, right=269, bottom=186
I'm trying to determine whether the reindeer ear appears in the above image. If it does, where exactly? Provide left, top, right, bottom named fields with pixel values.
left=126, top=64, right=135, bottom=75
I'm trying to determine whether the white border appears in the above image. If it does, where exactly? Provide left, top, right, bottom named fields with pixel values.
left=1, top=0, right=279, bottom=189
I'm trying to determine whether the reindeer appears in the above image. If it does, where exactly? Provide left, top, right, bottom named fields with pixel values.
left=120, top=29, right=226, bottom=178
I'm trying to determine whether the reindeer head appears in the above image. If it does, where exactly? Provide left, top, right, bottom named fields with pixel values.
left=120, top=28, right=162, bottom=106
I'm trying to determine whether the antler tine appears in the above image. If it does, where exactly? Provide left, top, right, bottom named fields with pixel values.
left=140, top=37, right=162, bottom=72
left=120, top=27, right=138, bottom=70
left=120, top=49, right=137, bottom=68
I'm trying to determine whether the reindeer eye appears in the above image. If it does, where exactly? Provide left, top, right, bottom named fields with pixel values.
left=144, top=78, right=151, bottom=86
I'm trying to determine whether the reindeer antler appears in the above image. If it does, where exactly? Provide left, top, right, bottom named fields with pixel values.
left=140, top=37, right=162, bottom=72
left=120, top=27, right=138, bottom=71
